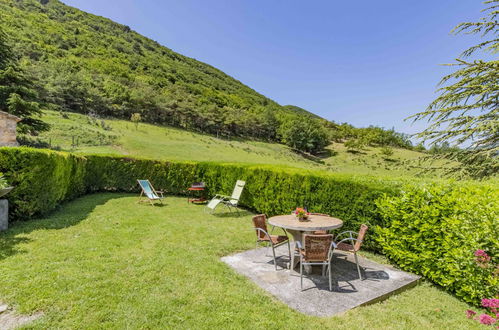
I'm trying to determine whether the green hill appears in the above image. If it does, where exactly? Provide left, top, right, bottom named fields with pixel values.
left=35, top=110, right=449, bottom=178
left=1, top=0, right=446, bottom=175
left=0, top=0, right=321, bottom=142
left=1, top=0, right=422, bottom=158
left=282, top=105, right=324, bottom=119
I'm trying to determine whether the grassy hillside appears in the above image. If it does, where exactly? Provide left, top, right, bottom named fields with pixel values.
left=0, top=0, right=323, bottom=142
left=36, top=110, right=448, bottom=178
left=282, top=105, right=323, bottom=119
left=1, top=0, right=423, bottom=158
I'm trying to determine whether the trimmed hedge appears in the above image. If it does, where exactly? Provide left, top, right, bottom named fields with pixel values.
left=375, top=184, right=499, bottom=305
left=0, top=148, right=87, bottom=220
left=1, top=147, right=497, bottom=305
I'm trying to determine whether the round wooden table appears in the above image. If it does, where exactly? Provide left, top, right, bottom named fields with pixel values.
left=268, top=214, right=343, bottom=270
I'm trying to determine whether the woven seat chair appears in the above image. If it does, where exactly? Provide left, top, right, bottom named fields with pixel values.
left=296, top=234, right=335, bottom=291
left=332, top=224, right=368, bottom=280
left=252, top=214, right=291, bottom=270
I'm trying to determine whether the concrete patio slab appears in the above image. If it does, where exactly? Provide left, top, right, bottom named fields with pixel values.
left=222, top=246, right=420, bottom=317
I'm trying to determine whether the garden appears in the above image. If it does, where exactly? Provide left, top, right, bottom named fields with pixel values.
left=0, top=147, right=497, bottom=328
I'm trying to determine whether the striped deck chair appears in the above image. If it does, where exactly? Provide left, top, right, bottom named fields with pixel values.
left=137, top=179, right=165, bottom=206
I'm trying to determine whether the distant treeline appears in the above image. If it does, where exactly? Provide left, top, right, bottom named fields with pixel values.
left=0, top=0, right=420, bottom=154
left=329, top=123, right=419, bottom=150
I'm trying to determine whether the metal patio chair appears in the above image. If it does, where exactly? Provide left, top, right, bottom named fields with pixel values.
left=332, top=224, right=369, bottom=280
left=296, top=234, right=335, bottom=291
left=252, top=214, right=291, bottom=270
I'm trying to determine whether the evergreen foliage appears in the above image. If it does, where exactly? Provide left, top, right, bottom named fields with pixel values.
left=0, top=28, right=48, bottom=134
left=411, top=0, right=499, bottom=177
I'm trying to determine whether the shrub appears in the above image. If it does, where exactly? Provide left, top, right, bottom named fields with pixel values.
left=465, top=253, right=498, bottom=326
left=278, top=118, right=329, bottom=154
left=0, top=173, right=8, bottom=189
left=0, top=147, right=87, bottom=219
left=375, top=183, right=499, bottom=305
left=380, top=146, right=394, bottom=158
left=344, top=138, right=367, bottom=152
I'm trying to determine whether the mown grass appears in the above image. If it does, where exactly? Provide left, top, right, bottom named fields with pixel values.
left=0, top=194, right=483, bottom=329
left=36, top=110, right=447, bottom=178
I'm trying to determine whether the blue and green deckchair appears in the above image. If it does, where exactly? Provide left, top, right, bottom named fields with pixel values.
left=137, top=179, right=165, bottom=205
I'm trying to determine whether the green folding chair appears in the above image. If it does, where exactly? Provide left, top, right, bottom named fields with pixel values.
left=206, top=180, right=245, bottom=214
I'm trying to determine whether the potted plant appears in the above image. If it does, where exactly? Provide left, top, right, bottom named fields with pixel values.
left=0, top=174, right=13, bottom=198
left=294, top=207, right=309, bottom=221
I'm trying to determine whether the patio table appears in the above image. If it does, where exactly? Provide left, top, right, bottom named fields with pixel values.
left=268, top=214, right=343, bottom=270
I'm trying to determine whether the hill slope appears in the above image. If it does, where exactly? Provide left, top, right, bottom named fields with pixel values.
left=36, top=110, right=448, bottom=178
left=0, top=0, right=320, bottom=141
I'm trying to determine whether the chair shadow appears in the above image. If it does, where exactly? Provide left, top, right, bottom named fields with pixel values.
left=0, top=193, right=127, bottom=262
left=294, top=253, right=390, bottom=293
left=210, top=209, right=253, bottom=218
left=260, top=255, right=291, bottom=270
left=147, top=203, right=167, bottom=207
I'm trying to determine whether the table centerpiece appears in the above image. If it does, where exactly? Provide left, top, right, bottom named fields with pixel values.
left=294, top=207, right=309, bottom=221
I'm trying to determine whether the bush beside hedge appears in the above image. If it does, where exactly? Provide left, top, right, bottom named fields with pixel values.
left=1, top=147, right=497, bottom=305
left=376, top=184, right=499, bottom=304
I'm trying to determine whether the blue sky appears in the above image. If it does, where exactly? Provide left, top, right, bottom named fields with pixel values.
left=64, top=0, right=484, bottom=135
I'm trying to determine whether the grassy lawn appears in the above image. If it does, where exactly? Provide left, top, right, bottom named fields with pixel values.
left=35, top=110, right=449, bottom=178
left=0, top=194, right=482, bottom=329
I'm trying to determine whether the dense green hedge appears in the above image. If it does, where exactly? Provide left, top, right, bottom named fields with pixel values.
left=1, top=147, right=497, bottom=305
left=0, top=147, right=87, bottom=220
left=376, top=183, right=499, bottom=305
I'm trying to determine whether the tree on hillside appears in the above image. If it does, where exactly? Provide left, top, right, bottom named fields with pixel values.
left=410, top=0, right=498, bottom=177
left=344, top=137, right=368, bottom=152
left=0, top=29, right=48, bottom=134
left=131, top=112, right=141, bottom=130
left=279, top=118, right=329, bottom=154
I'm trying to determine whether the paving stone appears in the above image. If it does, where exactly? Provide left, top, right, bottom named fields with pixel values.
left=0, top=301, right=42, bottom=329
left=222, top=245, right=420, bottom=317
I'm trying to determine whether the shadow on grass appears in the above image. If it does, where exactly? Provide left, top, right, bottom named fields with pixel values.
left=188, top=202, right=253, bottom=218
left=316, top=149, right=338, bottom=158
left=346, top=149, right=367, bottom=155
left=0, top=193, right=127, bottom=261
left=211, top=209, right=253, bottom=218
left=291, top=149, right=326, bottom=164
left=139, top=203, right=167, bottom=207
